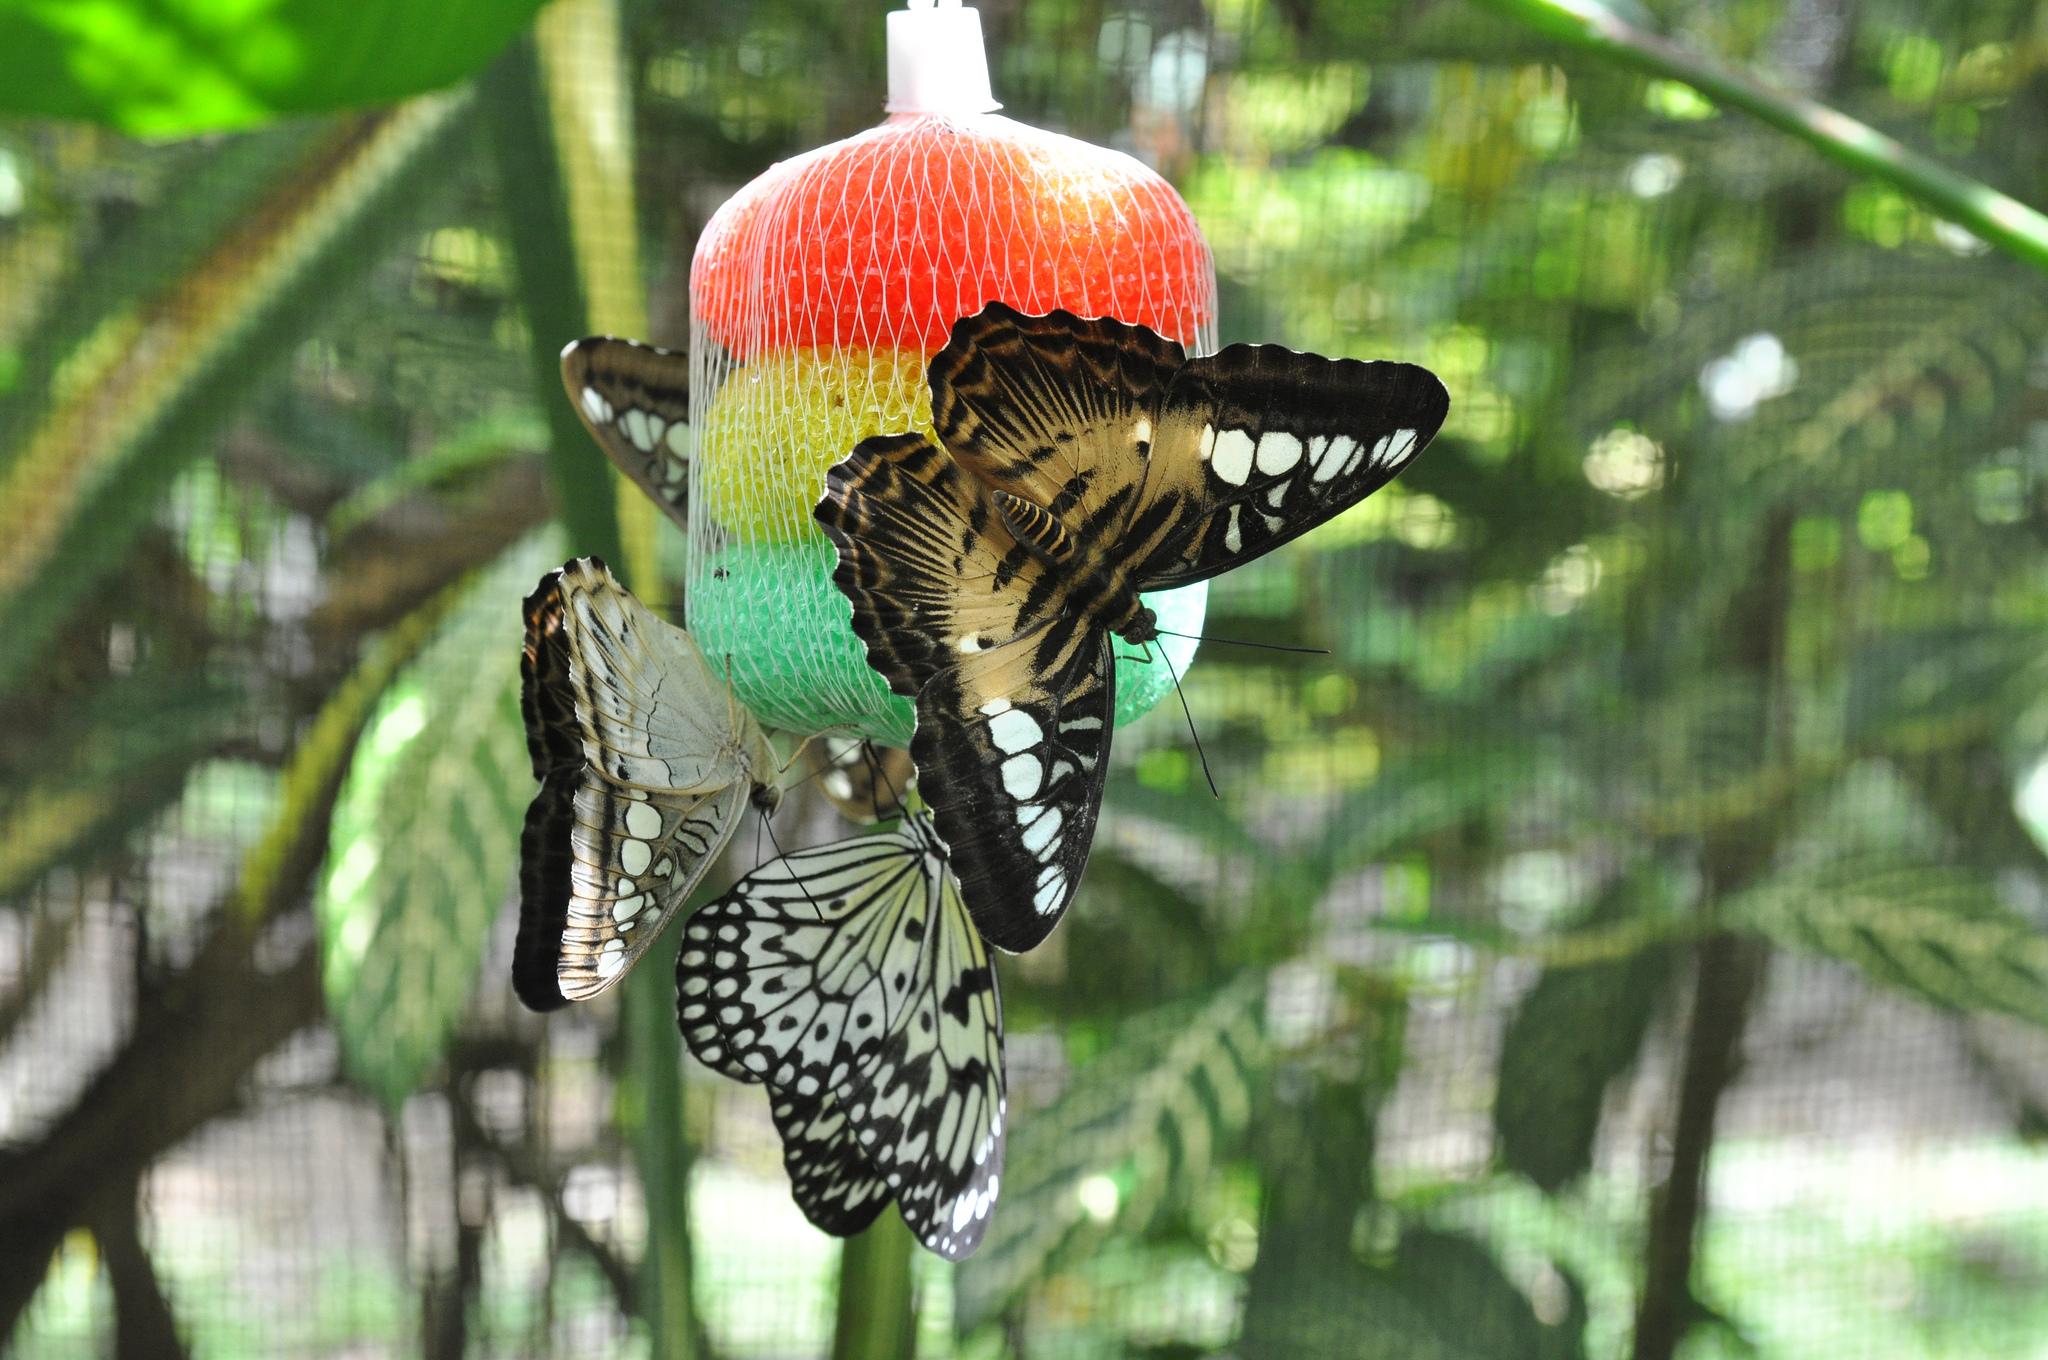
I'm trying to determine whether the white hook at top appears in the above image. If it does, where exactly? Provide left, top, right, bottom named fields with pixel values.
left=886, top=1, right=999, bottom=114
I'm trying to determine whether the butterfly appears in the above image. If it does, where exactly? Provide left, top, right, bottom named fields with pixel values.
left=677, top=811, right=1006, bottom=1260
left=515, top=556, right=779, bottom=1010
left=560, top=336, right=693, bottom=531
left=814, top=303, right=1448, bottom=952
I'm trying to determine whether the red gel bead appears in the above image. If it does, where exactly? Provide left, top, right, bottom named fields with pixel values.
left=694, top=115, right=1214, bottom=357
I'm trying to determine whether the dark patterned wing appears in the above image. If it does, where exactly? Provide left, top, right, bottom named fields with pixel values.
left=560, top=337, right=693, bottom=533
left=768, top=1088, right=894, bottom=1239
left=817, top=434, right=1112, bottom=953
left=1133, top=343, right=1449, bottom=588
left=678, top=816, right=1007, bottom=1258
left=926, top=302, right=1185, bottom=532
left=513, top=558, right=774, bottom=1010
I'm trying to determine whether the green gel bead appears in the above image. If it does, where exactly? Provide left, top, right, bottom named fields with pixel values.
left=690, top=535, right=1205, bottom=746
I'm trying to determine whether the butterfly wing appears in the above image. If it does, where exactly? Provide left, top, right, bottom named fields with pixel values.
left=926, top=302, right=1185, bottom=534
left=1133, top=343, right=1449, bottom=587
left=677, top=816, right=1007, bottom=1259
left=560, top=337, right=693, bottom=534
left=817, top=433, right=1111, bottom=953
left=514, top=558, right=771, bottom=1011
left=768, top=1088, right=894, bottom=1239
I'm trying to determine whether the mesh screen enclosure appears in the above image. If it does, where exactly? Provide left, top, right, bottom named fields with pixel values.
left=2, top=0, right=2048, bottom=1358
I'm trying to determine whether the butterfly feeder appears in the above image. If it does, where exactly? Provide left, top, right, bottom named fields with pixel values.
left=685, top=0, right=1215, bottom=745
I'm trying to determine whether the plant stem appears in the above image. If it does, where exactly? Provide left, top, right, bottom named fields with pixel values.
left=831, top=1212, right=919, bottom=1360
left=1471, top=0, right=2048, bottom=275
left=478, top=37, right=623, bottom=569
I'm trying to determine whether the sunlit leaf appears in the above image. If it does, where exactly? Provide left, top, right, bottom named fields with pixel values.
left=0, top=0, right=544, bottom=135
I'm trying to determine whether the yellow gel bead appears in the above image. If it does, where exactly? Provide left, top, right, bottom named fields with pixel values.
left=698, top=346, right=935, bottom=541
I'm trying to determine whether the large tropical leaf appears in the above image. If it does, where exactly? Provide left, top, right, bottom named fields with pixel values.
left=0, top=0, right=544, bottom=135
left=1241, top=1226, right=1586, bottom=1359
left=1494, top=872, right=1680, bottom=1193
left=1722, top=853, right=2048, bottom=1028
left=315, top=531, right=559, bottom=1107
left=953, top=976, right=1267, bottom=1332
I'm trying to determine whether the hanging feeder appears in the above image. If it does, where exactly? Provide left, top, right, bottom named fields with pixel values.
left=686, top=0, right=1216, bottom=745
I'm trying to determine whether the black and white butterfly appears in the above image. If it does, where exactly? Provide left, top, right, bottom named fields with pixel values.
left=560, top=337, right=692, bottom=531
left=516, top=557, right=779, bottom=1010
left=677, top=812, right=1006, bottom=1260
left=814, top=304, right=1447, bottom=952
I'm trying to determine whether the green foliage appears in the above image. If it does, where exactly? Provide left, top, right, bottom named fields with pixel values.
left=1723, top=853, right=2048, bottom=1029
left=0, top=94, right=477, bottom=697
left=1241, top=1227, right=1587, bottom=1359
left=316, top=531, right=558, bottom=1106
left=1495, top=873, right=1681, bottom=1193
left=0, top=0, right=545, bottom=135
left=954, top=976, right=1266, bottom=1333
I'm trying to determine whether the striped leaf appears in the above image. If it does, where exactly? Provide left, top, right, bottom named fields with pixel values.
left=316, top=531, right=560, bottom=1106
left=1723, top=853, right=2048, bottom=1028
left=954, top=975, right=1266, bottom=1332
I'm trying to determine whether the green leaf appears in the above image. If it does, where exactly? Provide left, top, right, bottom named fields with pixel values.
left=1494, top=874, right=1680, bottom=1193
left=0, top=0, right=545, bottom=135
left=316, top=530, right=560, bottom=1107
left=1241, top=1227, right=1585, bottom=1359
left=1722, top=853, right=2048, bottom=1029
left=0, top=95, right=476, bottom=697
left=953, top=975, right=1266, bottom=1333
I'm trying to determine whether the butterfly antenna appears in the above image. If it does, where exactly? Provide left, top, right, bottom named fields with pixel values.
left=754, top=806, right=829, bottom=913
left=1153, top=641, right=1219, bottom=799
left=1151, top=627, right=1328, bottom=656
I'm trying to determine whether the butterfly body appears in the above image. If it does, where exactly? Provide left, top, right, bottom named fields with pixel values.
left=817, top=304, right=1447, bottom=952
left=516, top=557, right=779, bottom=1010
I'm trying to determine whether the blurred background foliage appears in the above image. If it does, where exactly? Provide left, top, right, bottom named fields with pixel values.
left=3, top=0, right=2048, bottom=1356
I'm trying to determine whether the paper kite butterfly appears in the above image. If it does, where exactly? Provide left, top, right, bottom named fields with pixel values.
left=560, top=336, right=692, bottom=531
left=677, top=811, right=1005, bottom=1260
left=815, top=303, right=1448, bottom=952
left=515, top=557, right=778, bottom=1010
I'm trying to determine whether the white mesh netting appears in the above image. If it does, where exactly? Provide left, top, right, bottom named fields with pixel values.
left=685, top=110, right=1219, bottom=743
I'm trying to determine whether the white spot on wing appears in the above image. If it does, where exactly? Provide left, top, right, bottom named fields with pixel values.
left=987, top=708, right=1042, bottom=754
left=581, top=387, right=612, bottom=424
left=1373, top=427, right=1416, bottom=468
left=624, top=801, right=662, bottom=840
left=665, top=422, right=690, bottom=457
left=596, top=938, right=627, bottom=978
left=623, top=407, right=655, bottom=452
left=1224, top=504, right=1243, bottom=554
left=1210, top=428, right=1256, bottom=486
left=978, top=697, right=1012, bottom=716
left=1032, top=870, right=1066, bottom=915
left=1000, top=754, right=1043, bottom=799
left=620, top=838, right=651, bottom=876
left=1020, top=807, right=1063, bottom=856
left=1312, top=434, right=1357, bottom=481
left=1255, top=430, right=1303, bottom=474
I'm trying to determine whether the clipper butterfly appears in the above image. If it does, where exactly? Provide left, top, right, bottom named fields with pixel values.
left=815, top=304, right=1447, bottom=951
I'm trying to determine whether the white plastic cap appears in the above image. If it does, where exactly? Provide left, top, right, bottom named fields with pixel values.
left=885, top=0, right=1000, bottom=115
